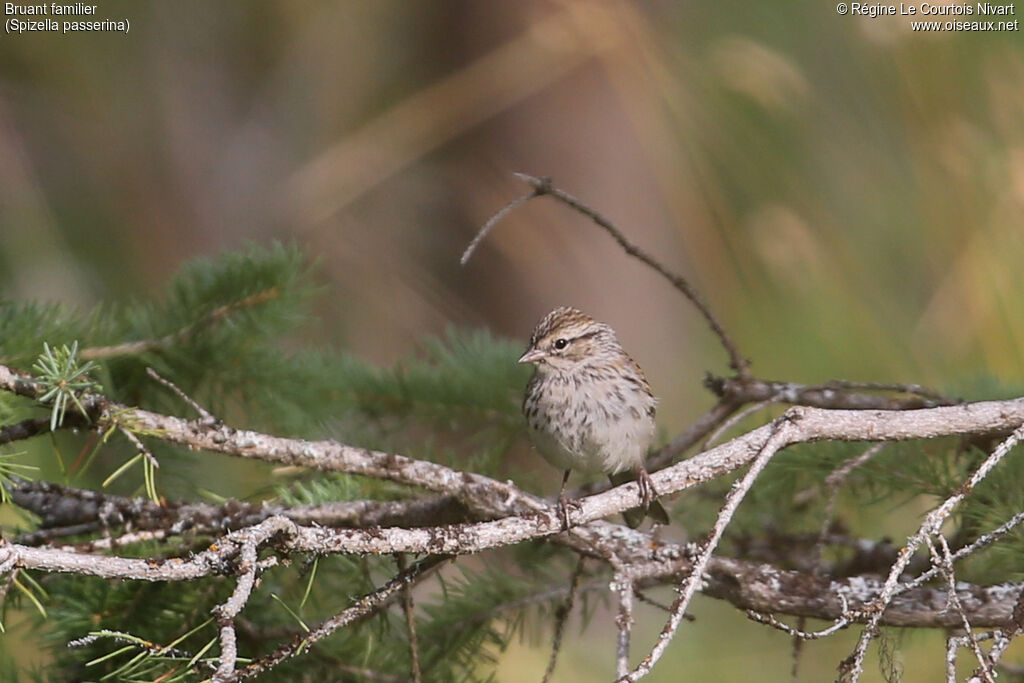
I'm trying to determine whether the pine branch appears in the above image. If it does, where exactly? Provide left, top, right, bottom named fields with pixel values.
left=78, top=289, right=281, bottom=362
left=6, top=477, right=467, bottom=545
left=0, top=416, right=54, bottom=446
left=4, top=363, right=1017, bottom=531
left=3, top=359, right=1024, bottom=679
left=707, top=375, right=959, bottom=410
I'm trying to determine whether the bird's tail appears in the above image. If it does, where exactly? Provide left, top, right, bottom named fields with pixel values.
left=608, top=470, right=670, bottom=529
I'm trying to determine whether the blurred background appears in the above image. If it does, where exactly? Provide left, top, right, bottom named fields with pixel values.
left=1, top=0, right=1023, bottom=680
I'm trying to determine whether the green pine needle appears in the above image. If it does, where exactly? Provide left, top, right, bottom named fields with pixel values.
left=0, top=452, right=39, bottom=504
left=32, top=341, right=101, bottom=431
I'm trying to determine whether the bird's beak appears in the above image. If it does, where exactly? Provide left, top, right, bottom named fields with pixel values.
left=518, top=348, right=545, bottom=364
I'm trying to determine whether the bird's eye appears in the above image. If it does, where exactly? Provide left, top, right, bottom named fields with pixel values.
left=554, top=338, right=568, bottom=350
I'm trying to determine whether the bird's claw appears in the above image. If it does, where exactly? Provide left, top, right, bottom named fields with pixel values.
left=556, top=494, right=582, bottom=531
left=636, top=468, right=658, bottom=511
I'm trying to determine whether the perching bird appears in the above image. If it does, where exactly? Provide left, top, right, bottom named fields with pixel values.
left=519, top=306, right=669, bottom=529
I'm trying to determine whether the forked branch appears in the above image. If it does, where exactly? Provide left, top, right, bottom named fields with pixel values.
left=461, top=173, right=750, bottom=377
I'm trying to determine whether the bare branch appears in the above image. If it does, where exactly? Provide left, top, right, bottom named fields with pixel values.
left=5, top=504, right=1024, bottom=668
left=119, top=426, right=159, bottom=469
left=4, top=361, right=1024, bottom=572
left=745, top=597, right=852, bottom=640
left=703, top=557, right=1023, bottom=628
left=812, top=443, right=887, bottom=569
left=6, top=515, right=289, bottom=582
left=649, top=398, right=742, bottom=467
left=614, top=571, right=635, bottom=679
left=0, top=416, right=52, bottom=446
left=946, top=630, right=1010, bottom=683
left=901, top=510, right=1024, bottom=594
left=946, top=632, right=960, bottom=683
left=542, top=555, right=585, bottom=683
left=927, top=536, right=993, bottom=683
left=396, top=554, right=422, bottom=683
left=5, top=364, right=1017, bottom=530
left=970, top=630, right=1016, bottom=682
left=213, top=538, right=261, bottom=681
left=702, top=398, right=779, bottom=450
left=462, top=173, right=749, bottom=376
left=7, top=476, right=468, bottom=545
left=146, top=366, right=215, bottom=423
left=843, top=423, right=1024, bottom=682
left=707, top=375, right=958, bottom=410
left=5, top=359, right=1024, bottom=680
left=459, top=188, right=539, bottom=265
left=233, top=554, right=451, bottom=680
left=624, top=413, right=793, bottom=681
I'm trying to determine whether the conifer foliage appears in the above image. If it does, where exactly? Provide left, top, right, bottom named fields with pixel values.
left=1, top=242, right=1023, bottom=682
left=0, top=244, right=543, bottom=681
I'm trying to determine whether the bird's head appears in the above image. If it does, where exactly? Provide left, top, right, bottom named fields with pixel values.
left=518, top=306, right=620, bottom=373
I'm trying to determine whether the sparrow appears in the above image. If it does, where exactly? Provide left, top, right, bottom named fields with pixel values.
left=519, top=306, right=669, bottom=529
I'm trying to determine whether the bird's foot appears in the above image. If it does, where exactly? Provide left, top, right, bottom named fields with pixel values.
left=556, top=493, right=582, bottom=531
left=636, top=467, right=658, bottom=510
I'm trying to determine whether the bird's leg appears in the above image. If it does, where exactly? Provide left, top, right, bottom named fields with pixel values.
left=635, top=466, right=658, bottom=511
left=556, top=469, right=576, bottom=530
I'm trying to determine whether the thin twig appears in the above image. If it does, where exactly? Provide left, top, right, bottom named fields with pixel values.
left=459, top=190, right=539, bottom=265
left=634, top=590, right=679, bottom=614
left=518, top=173, right=749, bottom=376
left=900, top=510, right=1024, bottom=595
left=396, top=554, right=422, bottom=683
left=462, top=173, right=749, bottom=376
left=79, top=289, right=280, bottom=362
left=614, top=571, right=635, bottom=680
left=623, top=412, right=796, bottom=681
left=209, top=520, right=295, bottom=681
left=576, top=398, right=739, bottom=498
left=983, top=588, right=1024, bottom=680
left=542, top=555, right=586, bottom=683
left=842, top=422, right=1024, bottom=682
left=790, top=618, right=806, bottom=683
left=0, top=565, right=20, bottom=629
left=745, top=597, right=852, bottom=640
left=947, top=630, right=1009, bottom=683
left=946, top=631, right=960, bottom=683
left=212, top=539, right=259, bottom=681
left=119, top=427, right=160, bottom=469
left=971, top=631, right=1015, bottom=682
left=702, top=399, right=777, bottom=450
left=234, top=555, right=451, bottom=680
left=812, top=443, right=886, bottom=569
left=649, top=398, right=742, bottom=468
left=927, top=536, right=994, bottom=683
left=146, top=367, right=215, bottom=423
